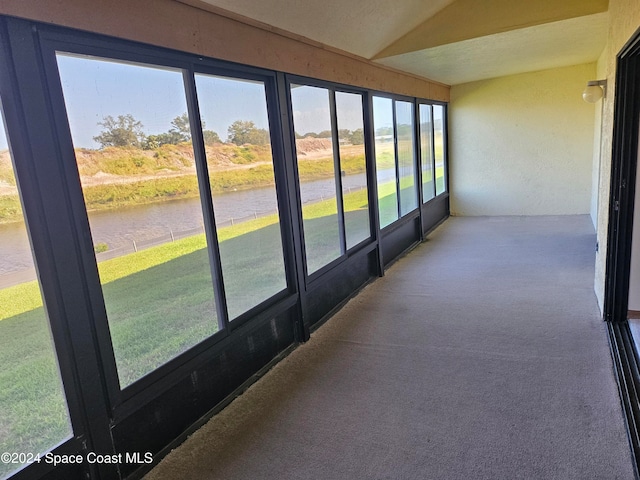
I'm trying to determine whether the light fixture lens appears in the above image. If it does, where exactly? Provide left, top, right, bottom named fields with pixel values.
left=583, top=84, right=603, bottom=103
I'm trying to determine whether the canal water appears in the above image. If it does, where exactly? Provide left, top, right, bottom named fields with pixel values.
left=0, top=172, right=383, bottom=282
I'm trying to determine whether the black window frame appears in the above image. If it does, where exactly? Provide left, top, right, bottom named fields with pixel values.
left=371, top=92, right=422, bottom=232
left=431, top=101, right=449, bottom=197
left=36, top=27, right=297, bottom=408
left=284, top=75, right=377, bottom=283
left=0, top=14, right=449, bottom=480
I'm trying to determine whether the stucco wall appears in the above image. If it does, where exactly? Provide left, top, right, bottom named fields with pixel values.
left=593, top=1, right=640, bottom=311
left=449, top=64, right=596, bottom=216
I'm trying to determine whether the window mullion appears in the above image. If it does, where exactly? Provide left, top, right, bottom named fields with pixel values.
left=330, top=89, right=347, bottom=255
left=392, top=100, right=401, bottom=219
left=183, top=69, right=230, bottom=332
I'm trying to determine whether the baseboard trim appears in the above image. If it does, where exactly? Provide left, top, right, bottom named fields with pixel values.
left=629, top=311, right=640, bottom=319
left=607, top=321, right=640, bottom=480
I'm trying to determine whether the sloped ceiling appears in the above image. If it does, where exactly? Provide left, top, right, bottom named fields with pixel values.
left=187, top=0, right=609, bottom=86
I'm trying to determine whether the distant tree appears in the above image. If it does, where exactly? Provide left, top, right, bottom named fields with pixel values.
left=170, top=113, right=192, bottom=143
left=396, top=123, right=412, bottom=137
left=142, top=113, right=211, bottom=149
left=303, top=132, right=319, bottom=138
left=317, top=130, right=332, bottom=138
left=203, top=130, right=221, bottom=145
left=227, top=120, right=269, bottom=145
left=143, top=135, right=161, bottom=150
left=338, top=129, right=352, bottom=141
left=94, top=114, right=145, bottom=148
left=375, top=126, right=393, bottom=137
left=350, top=128, right=364, bottom=145
left=142, top=132, right=184, bottom=149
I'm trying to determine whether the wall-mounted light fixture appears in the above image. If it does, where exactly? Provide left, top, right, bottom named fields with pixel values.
left=583, top=79, right=607, bottom=103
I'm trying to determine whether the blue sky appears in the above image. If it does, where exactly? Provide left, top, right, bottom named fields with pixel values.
left=0, top=53, right=371, bottom=153
left=290, top=84, right=365, bottom=135
left=56, top=53, right=274, bottom=149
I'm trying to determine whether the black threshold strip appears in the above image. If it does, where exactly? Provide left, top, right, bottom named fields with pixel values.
left=608, top=321, right=640, bottom=480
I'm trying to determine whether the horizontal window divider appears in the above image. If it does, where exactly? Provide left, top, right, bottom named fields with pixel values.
left=423, top=190, right=450, bottom=206
left=347, top=237, right=378, bottom=257
left=305, top=245, right=377, bottom=294
left=227, top=290, right=297, bottom=332
left=284, top=73, right=369, bottom=96
left=380, top=209, right=421, bottom=235
left=304, top=253, right=349, bottom=286
left=116, top=327, right=230, bottom=406
left=113, top=292, right=298, bottom=420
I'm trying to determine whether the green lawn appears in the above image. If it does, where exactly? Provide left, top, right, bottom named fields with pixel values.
left=0, top=186, right=373, bottom=470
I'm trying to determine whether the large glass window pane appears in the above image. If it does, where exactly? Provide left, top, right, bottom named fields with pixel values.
left=0, top=106, right=72, bottom=479
left=57, top=53, right=218, bottom=388
left=420, top=104, right=435, bottom=203
left=372, top=96, right=398, bottom=228
left=335, top=91, right=370, bottom=249
left=396, top=101, right=417, bottom=215
left=290, top=84, right=341, bottom=274
left=194, top=74, right=286, bottom=320
left=433, top=104, right=446, bottom=196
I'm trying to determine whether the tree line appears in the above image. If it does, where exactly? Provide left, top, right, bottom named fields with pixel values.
left=93, top=114, right=270, bottom=149
left=295, top=128, right=364, bottom=145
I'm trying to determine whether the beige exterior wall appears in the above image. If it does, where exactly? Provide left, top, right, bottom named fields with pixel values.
left=593, top=1, right=640, bottom=310
left=449, top=64, right=597, bottom=216
left=0, top=0, right=448, bottom=102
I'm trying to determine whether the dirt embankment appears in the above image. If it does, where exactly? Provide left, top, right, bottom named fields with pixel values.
left=295, top=138, right=333, bottom=159
left=295, top=137, right=365, bottom=160
left=0, top=139, right=362, bottom=195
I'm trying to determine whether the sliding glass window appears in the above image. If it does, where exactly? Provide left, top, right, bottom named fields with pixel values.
left=0, top=102, right=72, bottom=479
left=194, top=74, right=286, bottom=320
left=373, top=96, right=419, bottom=228
left=419, top=104, right=435, bottom=203
left=396, top=101, right=418, bottom=215
left=433, top=104, right=447, bottom=196
left=290, top=83, right=371, bottom=275
left=335, top=91, right=370, bottom=250
left=290, top=84, right=342, bottom=274
left=373, top=96, right=398, bottom=228
left=56, top=54, right=219, bottom=388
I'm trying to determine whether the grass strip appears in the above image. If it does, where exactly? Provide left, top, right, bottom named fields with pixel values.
left=0, top=183, right=375, bottom=322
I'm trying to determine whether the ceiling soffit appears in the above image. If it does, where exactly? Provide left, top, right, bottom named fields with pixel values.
left=192, top=0, right=457, bottom=59
left=373, top=0, right=609, bottom=59
left=375, top=12, right=609, bottom=85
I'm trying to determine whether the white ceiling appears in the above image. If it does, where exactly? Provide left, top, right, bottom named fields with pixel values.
left=190, top=0, right=609, bottom=86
